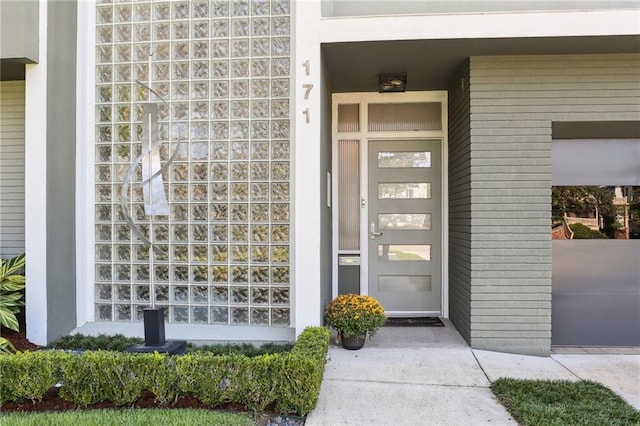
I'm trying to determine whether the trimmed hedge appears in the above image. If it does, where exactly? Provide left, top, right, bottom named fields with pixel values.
left=0, top=326, right=330, bottom=415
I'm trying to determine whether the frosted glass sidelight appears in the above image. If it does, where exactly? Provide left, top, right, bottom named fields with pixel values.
left=338, top=140, right=360, bottom=250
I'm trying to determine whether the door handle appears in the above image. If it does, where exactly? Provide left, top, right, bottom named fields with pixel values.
left=370, top=222, right=383, bottom=240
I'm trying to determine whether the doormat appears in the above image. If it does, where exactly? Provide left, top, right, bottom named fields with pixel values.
left=385, top=317, right=445, bottom=327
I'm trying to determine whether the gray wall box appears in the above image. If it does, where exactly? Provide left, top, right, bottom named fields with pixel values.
left=338, top=256, right=360, bottom=295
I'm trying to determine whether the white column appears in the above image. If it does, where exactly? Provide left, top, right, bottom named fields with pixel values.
left=75, top=0, right=96, bottom=327
left=24, top=0, right=48, bottom=345
left=293, top=0, right=323, bottom=336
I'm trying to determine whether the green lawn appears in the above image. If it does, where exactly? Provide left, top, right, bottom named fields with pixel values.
left=0, top=409, right=253, bottom=426
left=491, top=379, right=640, bottom=426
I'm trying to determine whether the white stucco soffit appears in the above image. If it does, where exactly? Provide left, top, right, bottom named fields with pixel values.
left=319, top=9, right=640, bottom=43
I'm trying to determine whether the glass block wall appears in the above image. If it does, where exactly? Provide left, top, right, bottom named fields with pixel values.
left=94, top=0, right=291, bottom=326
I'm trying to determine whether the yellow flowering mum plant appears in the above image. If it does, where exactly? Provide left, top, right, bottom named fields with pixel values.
left=324, top=294, right=387, bottom=338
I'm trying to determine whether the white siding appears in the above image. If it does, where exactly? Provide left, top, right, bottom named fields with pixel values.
left=0, top=81, right=25, bottom=258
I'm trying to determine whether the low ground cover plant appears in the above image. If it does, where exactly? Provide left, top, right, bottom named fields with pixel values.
left=0, top=408, right=253, bottom=426
left=491, top=378, right=640, bottom=426
left=1, top=327, right=330, bottom=415
left=48, top=333, right=293, bottom=356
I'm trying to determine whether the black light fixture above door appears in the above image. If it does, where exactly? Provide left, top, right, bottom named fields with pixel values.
left=378, top=72, right=407, bottom=92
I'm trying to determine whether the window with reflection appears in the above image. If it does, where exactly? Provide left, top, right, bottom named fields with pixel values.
left=552, top=186, right=640, bottom=239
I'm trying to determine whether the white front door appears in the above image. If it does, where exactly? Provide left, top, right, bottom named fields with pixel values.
left=332, top=92, right=448, bottom=317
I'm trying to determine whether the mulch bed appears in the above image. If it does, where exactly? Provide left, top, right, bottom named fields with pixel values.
left=1, top=388, right=250, bottom=413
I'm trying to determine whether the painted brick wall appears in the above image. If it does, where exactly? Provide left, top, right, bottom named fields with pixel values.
left=448, top=61, right=472, bottom=342
left=467, top=53, right=640, bottom=356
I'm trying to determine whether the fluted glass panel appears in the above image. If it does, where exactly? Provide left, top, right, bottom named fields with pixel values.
left=368, top=102, right=441, bottom=132
left=337, top=104, right=359, bottom=132
left=338, top=140, right=360, bottom=250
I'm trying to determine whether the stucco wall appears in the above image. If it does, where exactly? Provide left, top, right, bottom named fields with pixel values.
left=466, top=53, right=640, bottom=356
left=45, top=0, right=77, bottom=342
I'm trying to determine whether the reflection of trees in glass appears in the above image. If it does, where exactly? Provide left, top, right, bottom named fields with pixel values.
left=552, top=186, right=640, bottom=239
left=377, top=152, right=430, bottom=168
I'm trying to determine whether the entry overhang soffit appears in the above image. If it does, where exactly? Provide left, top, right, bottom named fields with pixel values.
left=323, top=35, right=640, bottom=92
left=320, top=8, right=640, bottom=92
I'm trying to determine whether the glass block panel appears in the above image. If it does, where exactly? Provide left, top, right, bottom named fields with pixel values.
left=271, top=246, right=289, bottom=263
left=272, top=266, right=289, bottom=284
left=135, top=266, right=149, bottom=282
left=155, top=265, right=169, bottom=282
left=211, top=204, right=228, bottom=221
left=116, top=285, right=131, bottom=301
left=172, top=306, right=189, bottom=323
left=173, top=286, right=189, bottom=303
left=212, top=286, right=228, bottom=303
left=251, top=267, right=269, bottom=283
left=272, top=225, right=289, bottom=242
left=193, top=21, right=209, bottom=38
left=232, top=245, right=248, bottom=262
left=155, top=285, right=169, bottom=302
left=272, top=287, right=289, bottom=305
left=271, top=162, right=289, bottom=180
left=249, top=245, right=269, bottom=265
left=271, top=203, right=289, bottom=221
left=272, top=16, right=290, bottom=35
left=96, top=284, right=112, bottom=301
left=271, top=308, right=289, bottom=326
left=192, top=286, right=209, bottom=303
left=192, top=306, right=209, bottom=323
left=232, top=286, right=249, bottom=304
left=134, top=285, right=149, bottom=302
left=232, top=307, right=249, bottom=325
left=251, top=224, right=269, bottom=242
left=193, top=266, right=208, bottom=282
left=211, top=225, right=228, bottom=242
left=97, top=7, right=113, bottom=25
left=212, top=266, right=228, bottom=282
left=173, top=266, right=189, bottom=282
left=97, top=304, right=113, bottom=321
left=211, top=306, right=229, bottom=324
left=95, top=0, right=291, bottom=326
left=251, top=308, right=270, bottom=325
left=251, top=79, right=270, bottom=98
left=232, top=266, right=248, bottom=283
left=251, top=204, right=269, bottom=222
left=252, top=17, right=270, bottom=36
left=115, top=305, right=132, bottom=321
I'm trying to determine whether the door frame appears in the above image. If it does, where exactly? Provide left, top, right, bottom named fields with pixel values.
left=331, top=91, right=449, bottom=317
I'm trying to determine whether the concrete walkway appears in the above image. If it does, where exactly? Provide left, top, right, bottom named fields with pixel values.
left=305, top=320, right=640, bottom=426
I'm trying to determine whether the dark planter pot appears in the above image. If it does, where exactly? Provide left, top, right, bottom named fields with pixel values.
left=340, top=331, right=367, bottom=350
